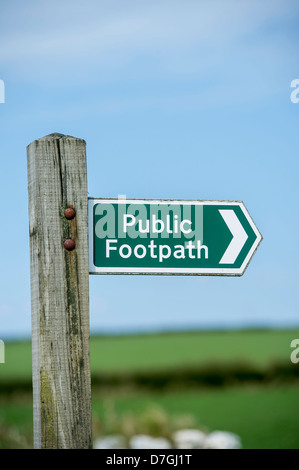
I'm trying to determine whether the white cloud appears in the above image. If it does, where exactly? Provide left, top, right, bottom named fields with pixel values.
left=0, top=0, right=297, bottom=113
left=0, top=0, right=297, bottom=73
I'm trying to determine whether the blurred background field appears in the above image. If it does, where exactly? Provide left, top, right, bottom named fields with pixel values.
left=2, top=328, right=297, bottom=378
left=0, top=328, right=299, bottom=449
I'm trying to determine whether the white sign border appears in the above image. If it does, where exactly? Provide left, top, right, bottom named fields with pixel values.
left=88, top=198, right=262, bottom=276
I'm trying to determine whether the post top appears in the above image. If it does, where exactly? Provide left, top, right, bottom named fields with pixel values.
left=27, top=133, right=86, bottom=147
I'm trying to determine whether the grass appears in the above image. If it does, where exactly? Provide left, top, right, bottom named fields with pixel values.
left=93, top=328, right=299, bottom=372
left=92, top=384, right=299, bottom=449
left=1, top=328, right=298, bottom=449
left=1, top=383, right=299, bottom=449
left=1, top=328, right=298, bottom=379
left=0, top=400, right=33, bottom=449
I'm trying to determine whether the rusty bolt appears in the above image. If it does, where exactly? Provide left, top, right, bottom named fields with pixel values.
left=64, top=207, right=76, bottom=220
left=64, top=238, right=76, bottom=251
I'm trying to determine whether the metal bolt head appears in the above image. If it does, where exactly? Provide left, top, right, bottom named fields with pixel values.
left=64, top=238, right=76, bottom=251
left=64, top=207, right=76, bottom=220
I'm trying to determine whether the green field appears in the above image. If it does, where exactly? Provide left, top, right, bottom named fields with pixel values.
left=0, top=328, right=298, bottom=449
left=1, top=328, right=298, bottom=379
left=1, top=384, right=299, bottom=449
left=92, top=384, right=299, bottom=449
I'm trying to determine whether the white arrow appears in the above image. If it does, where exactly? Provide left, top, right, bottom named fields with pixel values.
left=219, top=210, right=248, bottom=264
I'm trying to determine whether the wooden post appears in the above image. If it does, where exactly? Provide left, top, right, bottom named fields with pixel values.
left=27, top=133, right=92, bottom=449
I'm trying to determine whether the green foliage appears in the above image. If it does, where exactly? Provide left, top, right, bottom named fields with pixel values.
left=0, top=402, right=33, bottom=449
left=92, top=401, right=187, bottom=443
left=90, top=360, right=299, bottom=391
left=1, top=329, right=299, bottom=449
left=1, top=329, right=298, bottom=381
left=1, top=384, right=299, bottom=449
left=92, top=384, right=299, bottom=449
left=93, top=385, right=299, bottom=449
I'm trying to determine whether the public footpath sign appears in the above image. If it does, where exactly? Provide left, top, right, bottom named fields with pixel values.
left=27, top=133, right=263, bottom=449
left=89, top=198, right=262, bottom=276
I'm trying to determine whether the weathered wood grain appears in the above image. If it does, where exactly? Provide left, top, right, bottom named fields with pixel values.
left=27, top=133, right=92, bottom=449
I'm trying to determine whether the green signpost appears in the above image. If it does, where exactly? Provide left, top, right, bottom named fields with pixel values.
left=89, top=197, right=262, bottom=276
left=27, top=133, right=263, bottom=449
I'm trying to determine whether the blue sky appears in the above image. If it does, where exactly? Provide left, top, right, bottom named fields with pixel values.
left=0, top=0, right=298, bottom=338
